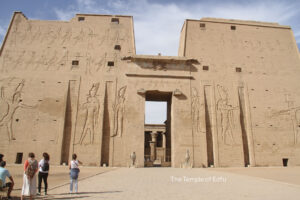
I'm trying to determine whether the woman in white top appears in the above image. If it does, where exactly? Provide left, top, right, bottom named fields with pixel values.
left=69, top=154, right=82, bottom=193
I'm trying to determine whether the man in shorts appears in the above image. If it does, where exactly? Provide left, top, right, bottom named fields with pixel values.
left=0, top=160, right=14, bottom=200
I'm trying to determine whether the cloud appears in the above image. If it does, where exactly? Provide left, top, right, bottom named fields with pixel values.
left=0, top=25, right=6, bottom=43
left=53, top=0, right=300, bottom=56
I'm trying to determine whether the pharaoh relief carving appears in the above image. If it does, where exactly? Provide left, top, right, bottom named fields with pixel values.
left=191, top=87, right=201, bottom=133
left=112, top=86, right=127, bottom=137
left=272, top=94, right=300, bottom=144
left=0, top=78, right=36, bottom=141
left=216, top=85, right=238, bottom=145
left=78, top=83, right=100, bottom=145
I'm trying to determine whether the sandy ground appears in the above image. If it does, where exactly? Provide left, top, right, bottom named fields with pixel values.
left=1, top=166, right=300, bottom=199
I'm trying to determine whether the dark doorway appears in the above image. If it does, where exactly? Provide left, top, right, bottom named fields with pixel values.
left=282, top=158, right=288, bottom=167
left=144, top=91, right=172, bottom=167
left=15, top=152, right=23, bottom=164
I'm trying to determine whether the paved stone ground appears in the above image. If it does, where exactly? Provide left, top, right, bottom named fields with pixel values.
left=3, top=166, right=300, bottom=199
left=35, top=167, right=300, bottom=200
left=2, top=164, right=113, bottom=199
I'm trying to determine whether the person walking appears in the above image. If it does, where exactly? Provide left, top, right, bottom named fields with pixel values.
left=37, top=152, right=50, bottom=196
left=21, top=152, right=38, bottom=200
left=0, top=161, right=14, bottom=200
left=69, top=154, right=82, bottom=194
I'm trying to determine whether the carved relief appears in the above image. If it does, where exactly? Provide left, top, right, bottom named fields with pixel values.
left=57, top=50, right=68, bottom=70
left=45, top=50, right=58, bottom=70
left=152, top=62, right=167, bottom=71
left=191, top=87, right=201, bottom=133
left=78, top=83, right=100, bottom=145
left=2, top=50, right=14, bottom=71
left=24, top=51, right=36, bottom=70
left=61, top=28, right=72, bottom=45
left=87, top=27, right=97, bottom=49
left=73, top=28, right=85, bottom=45
left=112, top=86, right=126, bottom=137
left=13, top=51, right=26, bottom=70
left=95, top=53, right=107, bottom=72
left=0, top=78, right=35, bottom=141
left=216, top=85, right=238, bottom=145
left=85, top=52, right=94, bottom=75
left=272, top=94, right=300, bottom=144
left=30, top=26, right=41, bottom=44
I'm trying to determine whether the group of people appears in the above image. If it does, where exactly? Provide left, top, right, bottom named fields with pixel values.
left=0, top=153, right=82, bottom=199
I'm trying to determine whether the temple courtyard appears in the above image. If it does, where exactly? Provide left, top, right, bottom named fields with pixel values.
left=2, top=165, right=300, bottom=199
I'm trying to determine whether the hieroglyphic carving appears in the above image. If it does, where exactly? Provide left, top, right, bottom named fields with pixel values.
left=87, top=27, right=97, bottom=49
left=45, top=50, right=58, bottom=70
left=216, top=85, right=238, bottom=145
left=73, top=28, right=85, bottom=45
left=13, top=51, right=26, bottom=70
left=24, top=51, right=36, bottom=70
left=272, top=94, right=300, bottom=144
left=61, top=28, right=72, bottom=45
left=78, top=83, right=100, bottom=145
left=57, top=50, right=68, bottom=70
left=0, top=78, right=35, bottom=141
left=34, top=50, right=47, bottom=70
left=191, top=87, right=201, bottom=133
left=1, top=50, right=14, bottom=71
left=44, top=26, right=58, bottom=45
left=95, top=53, right=107, bottom=72
left=85, top=52, right=94, bottom=75
left=30, top=26, right=41, bottom=44
left=112, top=86, right=126, bottom=137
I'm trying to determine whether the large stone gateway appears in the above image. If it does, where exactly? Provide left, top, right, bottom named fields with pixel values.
left=0, top=12, right=300, bottom=168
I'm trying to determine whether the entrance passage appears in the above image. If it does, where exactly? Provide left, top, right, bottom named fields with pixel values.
left=144, top=91, right=171, bottom=167
left=15, top=152, right=23, bottom=164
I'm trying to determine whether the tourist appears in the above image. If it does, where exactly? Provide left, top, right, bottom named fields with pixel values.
left=0, top=161, right=14, bottom=200
left=21, top=152, right=38, bottom=200
left=69, top=154, right=82, bottom=194
left=0, top=154, right=3, bottom=163
left=37, top=152, right=50, bottom=196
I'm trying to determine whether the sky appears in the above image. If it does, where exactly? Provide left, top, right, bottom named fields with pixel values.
left=0, top=0, right=300, bottom=123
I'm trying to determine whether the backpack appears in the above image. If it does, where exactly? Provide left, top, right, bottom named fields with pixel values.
left=25, top=159, right=38, bottom=179
left=42, top=160, right=49, bottom=171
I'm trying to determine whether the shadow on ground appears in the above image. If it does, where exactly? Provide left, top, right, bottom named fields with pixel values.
left=2, top=191, right=122, bottom=200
